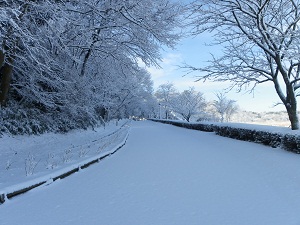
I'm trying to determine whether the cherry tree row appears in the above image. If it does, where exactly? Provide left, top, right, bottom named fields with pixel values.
left=0, top=0, right=183, bottom=134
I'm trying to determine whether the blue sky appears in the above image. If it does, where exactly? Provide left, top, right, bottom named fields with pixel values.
left=147, top=34, right=287, bottom=112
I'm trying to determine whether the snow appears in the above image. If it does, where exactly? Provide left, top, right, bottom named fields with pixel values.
left=2, top=120, right=300, bottom=225
left=206, top=121, right=298, bottom=134
left=0, top=120, right=129, bottom=191
left=164, top=119, right=300, bottom=134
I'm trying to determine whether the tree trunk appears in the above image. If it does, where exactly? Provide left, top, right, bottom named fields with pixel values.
left=80, top=28, right=101, bottom=77
left=0, top=56, right=13, bottom=107
left=286, top=104, right=299, bottom=130
left=185, top=113, right=191, bottom=122
left=0, top=50, right=4, bottom=66
left=285, top=89, right=299, bottom=130
left=80, top=48, right=92, bottom=76
left=273, top=68, right=299, bottom=130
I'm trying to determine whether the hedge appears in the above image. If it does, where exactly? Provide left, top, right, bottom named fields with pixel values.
left=150, top=119, right=300, bottom=154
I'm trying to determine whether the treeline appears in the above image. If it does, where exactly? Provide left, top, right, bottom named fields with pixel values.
left=0, top=0, right=183, bottom=135
left=154, top=83, right=238, bottom=123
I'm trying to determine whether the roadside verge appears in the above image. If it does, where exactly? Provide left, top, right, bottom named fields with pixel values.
left=150, top=119, right=300, bottom=154
left=0, top=129, right=129, bottom=204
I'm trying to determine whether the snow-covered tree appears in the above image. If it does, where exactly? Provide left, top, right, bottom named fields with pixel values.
left=0, top=0, right=61, bottom=106
left=171, top=87, right=206, bottom=122
left=155, top=83, right=178, bottom=119
left=213, top=92, right=238, bottom=122
left=185, top=0, right=300, bottom=130
left=0, top=0, right=183, bottom=134
left=63, top=0, right=182, bottom=75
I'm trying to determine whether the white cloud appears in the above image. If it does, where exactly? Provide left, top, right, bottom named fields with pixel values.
left=145, top=53, right=185, bottom=86
left=161, top=53, right=182, bottom=65
left=147, top=67, right=165, bottom=80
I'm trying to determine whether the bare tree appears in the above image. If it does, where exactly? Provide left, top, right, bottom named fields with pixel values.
left=213, top=92, right=238, bottom=122
left=185, top=0, right=300, bottom=129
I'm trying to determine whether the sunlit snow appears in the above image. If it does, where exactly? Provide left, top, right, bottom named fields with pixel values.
left=1, top=121, right=300, bottom=225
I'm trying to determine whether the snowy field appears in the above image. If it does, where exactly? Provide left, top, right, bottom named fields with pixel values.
left=2, top=120, right=300, bottom=225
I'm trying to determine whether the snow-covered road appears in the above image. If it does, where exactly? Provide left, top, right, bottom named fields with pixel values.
left=2, top=121, right=300, bottom=225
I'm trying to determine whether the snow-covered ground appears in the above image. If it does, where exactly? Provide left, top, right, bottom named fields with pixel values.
left=2, top=120, right=300, bottom=225
left=0, top=120, right=129, bottom=191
